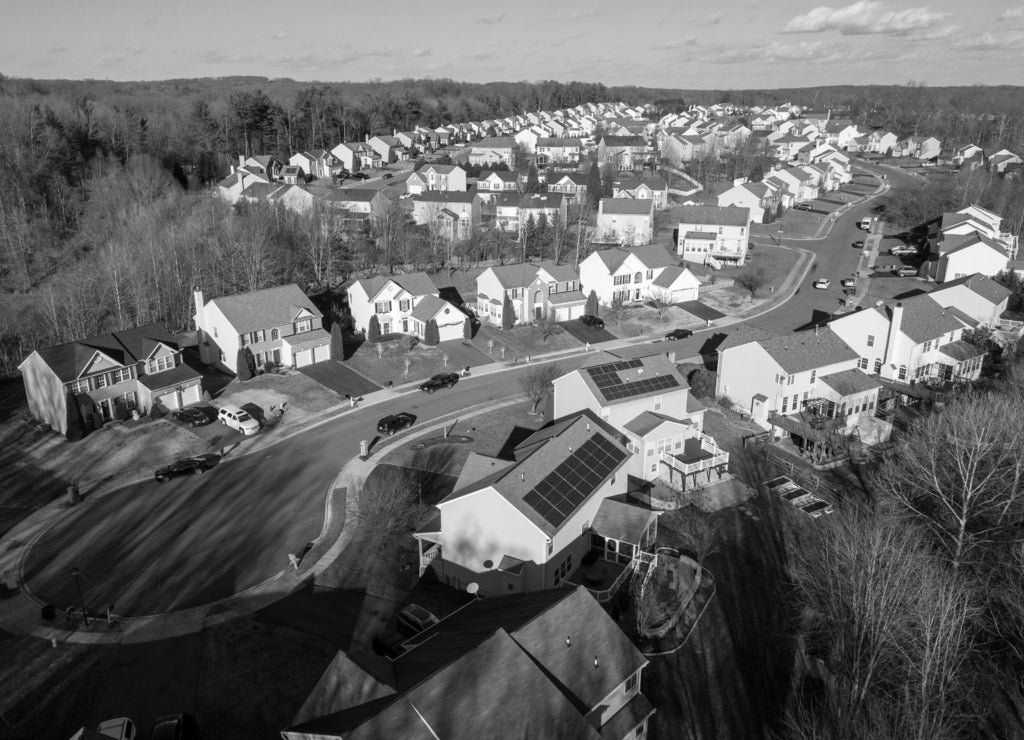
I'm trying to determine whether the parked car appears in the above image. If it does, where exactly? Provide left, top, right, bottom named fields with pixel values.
left=372, top=629, right=406, bottom=658
left=793, top=203, right=813, bottom=211
left=352, top=172, right=370, bottom=180
left=382, top=173, right=394, bottom=179
left=154, top=456, right=215, bottom=483
left=666, top=328, right=693, bottom=340
left=397, top=604, right=439, bottom=637
left=872, top=204, right=886, bottom=213
left=580, top=314, right=605, bottom=329
left=812, top=278, right=831, bottom=290
left=419, top=373, right=459, bottom=393
left=377, top=412, right=415, bottom=436
left=840, top=278, right=856, bottom=288
left=217, top=405, right=260, bottom=436
left=852, top=240, right=864, bottom=249
left=95, top=718, right=137, bottom=740
left=889, top=246, right=916, bottom=256
left=149, top=713, right=201, bottom=740
left=172, top=407, right=211, bottom=428
left=895, top=265, right=918, bottom=277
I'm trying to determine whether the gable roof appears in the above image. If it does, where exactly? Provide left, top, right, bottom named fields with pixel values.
left=473, top=136, right=517, bottom=149
left=756, top=327, right=859, bottom=374
left=575, top=354, right=688, bottom=407
left=351, top=272, right=439, bottom=301
left=929, top=273, right=1011, bottom=306
left=651, top=264, right=696, bottom=288
left=206, top=284, right=323, bottom=335
left=409, top=294, right=455, bottom=322
left=28, top=323, right=181, bottom=383
left=818, top=368, right=881, bottom=397
left=601, top=198, right=653, bottom=216
left=589, top=244, right=676, bottom=272
left=880, top=296, right=964, bottom=343
left=677, top=204, right=750, bottom=227
left=598, top=135, right=646, bottom=147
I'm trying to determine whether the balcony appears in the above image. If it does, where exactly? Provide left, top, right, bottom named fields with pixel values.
left=659, top=433, right=730, bottom=477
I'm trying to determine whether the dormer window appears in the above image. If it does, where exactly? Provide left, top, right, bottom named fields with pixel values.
left=149, top=356, right=174, bottom=374
left=294, top=318, right=312, bottom=333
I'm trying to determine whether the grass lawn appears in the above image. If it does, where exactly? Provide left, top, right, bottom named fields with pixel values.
left=344, top=337, right=483, bottom=386
left=217, top=371, right=342, bottom=422
left=471, top=323, right=584, bottom=361
left=697, top=244, right=803, bottom=317
left=604, top=304, right=704, bottom=339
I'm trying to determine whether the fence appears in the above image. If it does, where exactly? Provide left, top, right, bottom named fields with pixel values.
left=698, top=278, right=734, bottom=294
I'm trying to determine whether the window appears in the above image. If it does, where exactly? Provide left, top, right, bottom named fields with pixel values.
left=253, top=329, right=266, bottom=343
left=94, top=373, right=109, bottom=390
left=810, top=370, right=816, bottom=384
left=646, top=270, right=654, bottom=280
left=787, top=374, right=795, bottom=386
left=553, top=553, right=574, bottom=584
left=113, top=367, right=134, bottom=383
left=793, top=394, right=799, bottom=409
left=898, top=365, right=908, bottom=381
left=70, top=379, right=90, bottom=394
left=219, top=352, right=226, bottom=362
left=546, top=541, right=553, bottom=556
left=295, top=319, right=312, bottom=333
left=213, top=327, right=218, bottom=339
left=615, top=274, right=631, bottom=286
left=650, top=463, right=657, bottom=473
left=866, top=334, right=875, bottom=348
left=240, top=334, right=251, bottom=347
left=781, top=396, right=788, bottom=413
left=121, top=391, right=137, bottom=410
left=634, top=272, right=643, bottom=284
left=874, top=358, right=882, bottom=374
left=803, top=391, right=809, bottom=401
left=626, top=671, right=639, bottom=694
left=923, top=340, right=932, bottom=352
left=374, top=301, right=392, bottom=314
left=271, top=328, right=279, bottom=341
left=399, top=299, right=411, bottom=312
left=858, top=357, right=869, bottom=370
left=149, top=356, right=174, bottom=374
left=654, top=396, right=662, bottom=411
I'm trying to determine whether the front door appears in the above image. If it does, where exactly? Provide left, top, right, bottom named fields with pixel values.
left=402, top=318, right=409, bottom=333
left=634, top=289, right=640, bottom=301
left=272, top=349, right=281, bottom=365
left=99, top=399, right=113, bottom=421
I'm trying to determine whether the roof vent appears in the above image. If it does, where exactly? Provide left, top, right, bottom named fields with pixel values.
left=637, top=368, right=644, bottom=375
left=566, top=636, right=572, bottom=647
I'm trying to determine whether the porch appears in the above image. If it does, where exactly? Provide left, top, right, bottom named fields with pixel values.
left=658, top=433, right=729, bottom=491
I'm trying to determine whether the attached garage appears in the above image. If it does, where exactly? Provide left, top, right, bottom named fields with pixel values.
left=313, top=344, right=331, bottom=363
left=294, top=349, right=314, bottom=368
left=157, top=382, right=201, bottom=411
left=284, top=328, right=333, bottom=369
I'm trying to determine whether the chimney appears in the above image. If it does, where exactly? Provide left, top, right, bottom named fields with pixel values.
left=883, top=302, right=904, bottom=371
left=193, top=288, right=205, bottom=332
left=238, top=154, right=245, bottom=167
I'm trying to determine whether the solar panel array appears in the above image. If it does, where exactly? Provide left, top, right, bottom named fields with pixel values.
left=585, top=359, right=681, bottom=401
left=523, top=435, right=627, bottom=527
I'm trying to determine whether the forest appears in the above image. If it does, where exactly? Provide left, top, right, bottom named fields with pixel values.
left=1, top=74, right=1023, bottom=378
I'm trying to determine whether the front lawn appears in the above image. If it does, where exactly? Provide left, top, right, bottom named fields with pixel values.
left=343, top=336, right=488, bottom=386
left=217, top=370, right=343, bottom=426
left=471, top=322, right=584, bottom=361
left=602, top=304, right=704, bottom=339
left=697, top=244, right=803, bottom=317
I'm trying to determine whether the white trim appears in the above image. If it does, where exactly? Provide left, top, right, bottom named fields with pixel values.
left=77, top=350, right=124, bottom=379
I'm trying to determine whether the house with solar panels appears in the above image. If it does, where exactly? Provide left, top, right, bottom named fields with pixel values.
left=415, top=413, right=660, bottom=601
left=553, top=355, right=728, bottom=491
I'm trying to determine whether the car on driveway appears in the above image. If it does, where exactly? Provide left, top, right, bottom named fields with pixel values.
left=580, top=314, right=605, bottom=329
left=352, top=172, right=370, bottom=180
left=217, top=404, right=260, bottom=435
left=397, top=604, right=439, bottom=636
left=894, top=265, right=918, bottom=277
left=889, top=245, right=916, bottom=256
left=377, top=412, right=415, bottom=436
left=172, top=407, right=211, bottom=428
left=419, top=373, right=459, bottom=393
left=792, top=203, right=813, bottom=211
left=852, top=240, right=864, bottom=249
left=95, top=717, right=137, bottom=740
left=813, top=278, right=831, bottom=290
left=154, top=456, right=215, bottom=483
left=666, top=328, right=693, bottom=340
left=840, top=278, right=857, bottom=288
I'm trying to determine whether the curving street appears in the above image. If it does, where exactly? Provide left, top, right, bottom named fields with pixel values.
left=19, top=165, right=905, bottom=620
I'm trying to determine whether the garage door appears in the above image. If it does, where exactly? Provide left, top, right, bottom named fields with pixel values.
left=182, top=384, right=202, bottom=406
left=158, top=390, right=181, bottom=411
left=295, top=349, right=313, bottom=368
left=313, top=344, right=331, bottom=363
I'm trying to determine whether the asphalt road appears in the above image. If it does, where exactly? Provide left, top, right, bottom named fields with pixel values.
left=22, top=164, right=906, bottom=618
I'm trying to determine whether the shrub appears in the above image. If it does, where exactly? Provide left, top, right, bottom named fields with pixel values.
left=64, top=391, right=86, bottom=441
left=367, top=315, right=381, bottom=342
left=424, top=319, right=440, bottom=346
left=687, top=368, right=717, bottom=400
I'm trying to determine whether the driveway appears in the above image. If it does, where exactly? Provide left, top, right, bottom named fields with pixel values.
left=299, top=361, right=380, bottom=398
left=557, top=320, right=615, bottom=344
left=675, top=300, right=726, bottom=322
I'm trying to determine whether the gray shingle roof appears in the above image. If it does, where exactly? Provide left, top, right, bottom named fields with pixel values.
left=591, top=244, right=676, bottom=272
left=938, top=339, right=985, bottom=362
left=208, top=283, right=323, bottom=335
left=409, top=295, right=452, bottom=322
left=352, top=272, right=439, bottom=301
left=757, top=328, right=859, bottom=374
left=678, top=204, right=750, bottom=227
left=818, top=369, right=881, bottom=397
left=29, top=323, right=181, bottom=383
left=929, top=273, right=1011, bottom=307
left=881, top=296, right=964, bottom=344
left=601, top=198, right=653, bottom=215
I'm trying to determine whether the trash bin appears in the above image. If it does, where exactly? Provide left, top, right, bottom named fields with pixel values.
left=41, top=604, right=56, bottom=621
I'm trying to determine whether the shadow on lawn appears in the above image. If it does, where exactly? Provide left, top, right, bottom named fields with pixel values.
left=254, top=579, right=369, bottom=652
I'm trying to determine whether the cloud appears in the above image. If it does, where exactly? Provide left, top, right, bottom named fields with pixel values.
left=998, top=6, right=1024, bottom=20
left=271, top=31, right=291, bottom=40
left=703, top=12, right=724, bottom=25
left=951, top=30, right=1024, bottom=50
left=706, top=39, right=886, bottom=64
left=783, top=1, right=949, bottom=36
left=49, top=46, right=66, bottom=53
left=653, top=36, right=699, bottom=50
left=96, top=54, right=125, bottom=66
left=476, top=13, right=504, bottom=24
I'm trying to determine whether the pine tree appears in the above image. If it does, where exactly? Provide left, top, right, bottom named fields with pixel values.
left=586, top=289, right=598, bottom=316
left=502, top=294, right=515, bottom=331
left=525, top=164, right=541, bottom=193
left=367, top=314, right=381, bottom=342
left=65, top=391, right=85, bottom=441
left=236, top=347, right=253, bottom=381
left=330, top=321, right=344, bottom=360
left=586, top=163, right=603, bottom=211
left=424, top=319, right=440, bottom=346
left=462, top=316, right=473, bottom=339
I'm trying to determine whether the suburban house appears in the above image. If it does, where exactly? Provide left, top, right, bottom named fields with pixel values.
left=237, top=154, right=282, bottom=181
left=827, top=295, right=984, bottom=385
left=194, top=284, right=331, bottom=374
left=580, top=244, right=699, bottom=305
left=535, top=137, right=582, bottom=166
left=216, top=168, right=270, bottom=204
left=19, top=323, right=202, bottom=434
left=717, top=180, right=781, bottom=223
left=405, top=164, right=467, bottom=195
left=597, top=136, right=648, bottom=171
left=988, top=149, right=1023, bottom=174
left=475, top=169, right=520, bottom=197
left=676, top=205, right=751, bottom=268
left=288, top=150, right=340, bottom=180
left=368, top=135, right=408, bottom=164
left=553, top=355, right=721, bottom=488
left=660, top=134, right=709, bottom=165
left=282, top=587, right=655, bottom=740
left=769, top=167, right=817, bottom=203
left=926, top=205, right=1019, bottom=283
left=822, top=120, right=860, bottom=149
left=409, top=191, right=481, bottom=241
left=331, top=141, right=381, bottom=172
left=327, top=187, right=393, bottom=217
left=894, top=136, right=942, bottom=160
left=415, top=412, right=661, bottom=603
left=612, top=177, right=668, bottom=210
left=925, top=273, right=1013, bottom=332
left=547, top=172, right=589, bottom=204
left=280, top=165, right=303, bottom=185
left=597, top=199, right=654, bottom=246
left=475, top=261, right=586, bottom=325
left=347, top=272, right=465, bottom=343
left=493, top=193, right=568, bottom=233
left=469, top=137, right=518, bottom=168
left=867, top=130, right=898, bottom=155
left=715, top=326, right=888, bottom=443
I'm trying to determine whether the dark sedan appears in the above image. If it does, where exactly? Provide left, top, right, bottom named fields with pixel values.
left=852, top=240, right=864, bottom=249
left=172, top=407, right=212, bottom=428
left=377, top=412, right=415, bottom=436
left=154, top=456, right=215, bottom=483
left=666, top=328, right=693, bottom=340
left=580, top=314, right=605, bottom=329
left=419, top=373, right=459, bottom=393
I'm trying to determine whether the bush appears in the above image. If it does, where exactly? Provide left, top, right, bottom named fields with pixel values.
left=717, top=394, right=734, bottom=411
left=687, top=368, right=716, bottom=400
left=367, top=315, right=381, bottom=342
left=423, top=319, right=440, bottom=346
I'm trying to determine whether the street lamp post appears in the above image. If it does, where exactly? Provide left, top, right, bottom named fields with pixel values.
left=71, top=567, right=89, bottom=625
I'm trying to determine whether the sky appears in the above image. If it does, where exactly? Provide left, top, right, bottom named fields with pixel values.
left=3, top=0, right=1023, bottom=88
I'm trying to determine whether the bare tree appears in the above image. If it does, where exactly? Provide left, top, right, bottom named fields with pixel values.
left=647, top=288, right=673, bottom=321
left=370, top=197, right=409, bottom=273
left=735, top=267, right=767, bottom=298
left=606, top=294, right=628, bottom=329
left=519, top=363, right=562, bottom=414
left=354, top=466, right=429, bottom=551
left=668, top=508, right=721, bottom=571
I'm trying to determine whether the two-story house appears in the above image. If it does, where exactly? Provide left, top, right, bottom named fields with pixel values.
left=579, top=244, right=699, bottom=305
left=926, top=273, right=1012, bottom=331
left=894, top=136, right=941, bottom=160
left=194, top=284, right=331, bottom=374
left=927, top=205, right=1018, bottom=283
left=596, top=198, right=654, bottom=247
left=547, top=173, right=589, bottom=205
left=535, top=137, right=582, bottom=166
left=867, top=130, right=898, bottom=155
left=469, top=137, right=518, bottom=168
left=409, top=191, right=481, bottom=241
left=475, top=169, right=520, bottom=199
left=493, top=193, right=568, bottom=233
left=717, top=180, right=781, bottom=223
left=20, top=323, right=203, bottom=433
left=288, top=149, right=340, bottom=180
left=367, top=135, right=406, bottom=164
left=611, top=176, right=668, bottom=210
left=827, top=296, right=984, bottom=385
left=330, top=141, right=379, bottom=172
left=676, top=205, right=751, bottom=268
left=347, top=272, right=464, bottom=343
left=283, top=587, right=655, bottom=740
left=597, top=136, right=648, bottom=171
left=405, top=164, right=467, bottom=195
left=475, top=261, right=586, bottom=325
left=237, top=154, right=282, bottom=181
left=553, top=355, right=721, bottom=489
